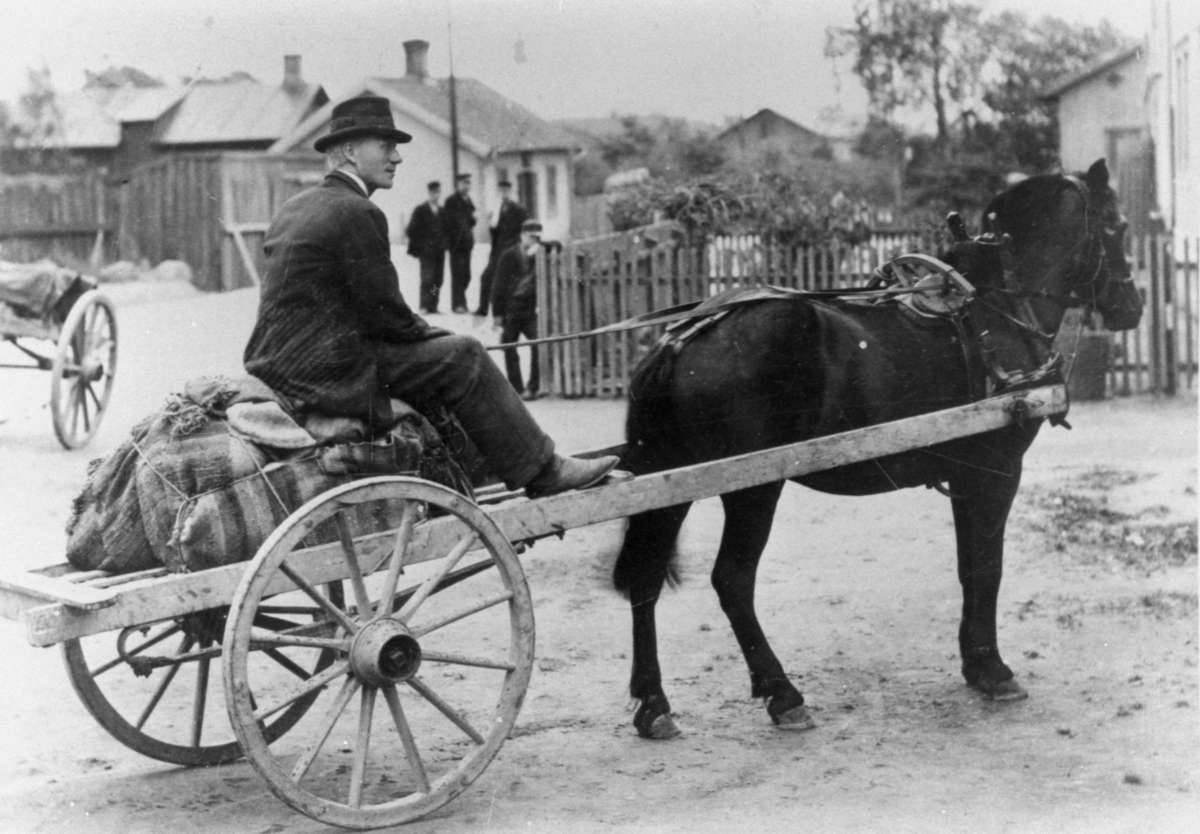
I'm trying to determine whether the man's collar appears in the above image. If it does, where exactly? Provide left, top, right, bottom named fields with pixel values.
left=329, top=168, right=368, bottom=197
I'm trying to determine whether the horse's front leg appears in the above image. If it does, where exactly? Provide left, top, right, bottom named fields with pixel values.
left=950, top=469, right=1028, bottom=701
left=615, top=503, right=692, bottom=739
left=715, top=482, right=813, bottom=729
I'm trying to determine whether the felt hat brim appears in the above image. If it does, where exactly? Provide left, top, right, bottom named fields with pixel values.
left=314, top=125, right=413, bottom=153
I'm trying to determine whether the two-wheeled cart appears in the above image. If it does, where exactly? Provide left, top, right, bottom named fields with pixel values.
left=0, top=385, right=1065, bottom=829
left=1, top=262, right=117, bottom=448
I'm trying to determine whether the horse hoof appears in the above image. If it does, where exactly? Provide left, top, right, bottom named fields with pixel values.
left=773, top=704, right=816, bottom=731
left=984, top=677, right=1029, bottom=701
left=642, top=713, right=682, bottom=740
left=969, top=677, right=1029, bottom=701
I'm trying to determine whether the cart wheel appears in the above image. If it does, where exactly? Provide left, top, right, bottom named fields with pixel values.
left=223, top=476, right=534, bottom=829
left=63, top=603, right=337, bottom=766
left=51, top=289, right=117, bottom=449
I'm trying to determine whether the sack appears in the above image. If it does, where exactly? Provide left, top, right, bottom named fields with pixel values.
left=65, top=377, right=466, bottom=575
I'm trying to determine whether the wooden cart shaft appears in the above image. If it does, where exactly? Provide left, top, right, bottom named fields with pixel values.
left=0, top=385, right=1066, bottom=647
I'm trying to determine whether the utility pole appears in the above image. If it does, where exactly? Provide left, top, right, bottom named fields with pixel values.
left=447, top=8, right=460, bottom=181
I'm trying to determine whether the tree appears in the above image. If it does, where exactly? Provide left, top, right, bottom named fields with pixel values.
left=826, top=0, right=988, bottom=148
left=1, top=65, right=81, bottom=174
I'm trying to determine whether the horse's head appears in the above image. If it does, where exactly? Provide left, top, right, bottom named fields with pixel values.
left=1074, top=159, right=1143, bottom=331
left=981, top=159, right=1143, bottom=332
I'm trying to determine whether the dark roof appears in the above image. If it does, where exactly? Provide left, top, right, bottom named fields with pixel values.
left=1042, top=46, right=1143, bottom=100
left=366, top=75, right=579, bottom=153
left=31, top=78, right=324, bottom=150
left=716, top=108, right=823, bottom=143
left=157, top=80, right=326, bottom=145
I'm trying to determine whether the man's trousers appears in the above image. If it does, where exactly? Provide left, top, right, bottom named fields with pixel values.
left=375, top=334, right=553, bottom=489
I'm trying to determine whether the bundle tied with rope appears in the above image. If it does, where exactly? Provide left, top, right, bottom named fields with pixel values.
left=66, top=375, right=477, bottom=574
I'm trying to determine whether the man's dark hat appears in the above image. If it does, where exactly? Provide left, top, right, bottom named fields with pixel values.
left=427, top=180, right=441, bottom=190
left=456, top=173, right=472, bottom=182
left=521, top=219, right=543, bottom=233
left=498, top=179, right=512, bottom=188
left=314, top=95, right=412, bottom=152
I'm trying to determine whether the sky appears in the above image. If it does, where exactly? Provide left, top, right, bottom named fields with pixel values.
left=0, top=0, right=1153, bottom=133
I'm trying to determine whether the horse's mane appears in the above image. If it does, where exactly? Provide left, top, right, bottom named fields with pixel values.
left=982, top=173, right=1087, bottom=244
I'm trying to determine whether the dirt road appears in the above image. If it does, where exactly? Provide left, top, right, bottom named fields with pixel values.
left=1, top=279, right=1195, bottom=833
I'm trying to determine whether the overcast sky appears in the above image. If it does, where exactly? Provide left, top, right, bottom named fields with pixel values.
left=1, top=0, right=1152, bottom=132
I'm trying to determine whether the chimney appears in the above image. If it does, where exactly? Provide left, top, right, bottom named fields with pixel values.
left=283, top=55, right=304, bottom=93
left=404, top=40, right=430, bottom=81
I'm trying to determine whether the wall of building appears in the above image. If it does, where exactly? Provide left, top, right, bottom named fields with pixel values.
left=1056, top=55, right=1148, bottom=173
left=1149, top=0, right=1200, bottom=237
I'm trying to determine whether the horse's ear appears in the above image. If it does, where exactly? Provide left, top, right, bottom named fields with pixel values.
left=1086, top=158, right=1110, bottom=191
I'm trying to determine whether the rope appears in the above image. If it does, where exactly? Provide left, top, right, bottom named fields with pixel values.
left=130, top=438, right=188, bottom=500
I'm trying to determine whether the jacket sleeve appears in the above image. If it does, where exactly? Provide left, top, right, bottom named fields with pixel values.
left=339, top=201, right=434, bottom=343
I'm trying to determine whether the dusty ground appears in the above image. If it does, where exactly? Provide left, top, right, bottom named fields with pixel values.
left=0, top=273, right=1196, bottom=833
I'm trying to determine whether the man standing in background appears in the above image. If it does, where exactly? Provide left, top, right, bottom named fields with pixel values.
left=441, top=172, right=476, bottom=313
left=404, top=180, right=446, bottom=314
left=475, top=178, right=528, bottom=319
left=491, top=218, right=545, bottom=400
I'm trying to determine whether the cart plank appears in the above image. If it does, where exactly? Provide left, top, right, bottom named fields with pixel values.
left=13, top=385, right=1064, bottom=647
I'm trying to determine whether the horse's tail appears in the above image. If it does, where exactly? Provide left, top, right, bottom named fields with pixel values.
left=613, top=341, right=686, bottom=598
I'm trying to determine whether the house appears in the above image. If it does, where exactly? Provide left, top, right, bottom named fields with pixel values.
left=1146, top=0, right=1200, bottom=237
left=37, top=56, right=327, bottom=179
left=716, top=108, right=843, bottom=165
left=271, top=40, right=581, bottom=243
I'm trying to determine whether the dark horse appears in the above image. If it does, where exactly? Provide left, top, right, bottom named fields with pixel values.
left=613, top=159, right=1144, bottom=739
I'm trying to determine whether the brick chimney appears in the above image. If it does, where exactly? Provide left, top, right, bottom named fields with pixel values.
left=283, top=55, right=304, bottom=93
left=404, top=40, right=430, bottom=81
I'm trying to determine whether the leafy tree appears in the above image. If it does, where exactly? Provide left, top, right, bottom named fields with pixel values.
left=1, top=65, right=82, bottom=174
left=826, top=0, right=988, bottom=147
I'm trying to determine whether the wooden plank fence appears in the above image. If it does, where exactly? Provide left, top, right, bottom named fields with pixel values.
left=536, top=226, right=1198, bottom=399
left=0, top=172, right=113, bottom=266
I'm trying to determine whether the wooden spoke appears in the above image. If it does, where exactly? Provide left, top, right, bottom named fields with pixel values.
left=395, top=531, right=479, bottom=623
left=252, top=660, right=350, bottom=722
left=381, top=685, right=431, bottom=793
left=279, top=561, right=359, bottom=635
left=91, top=623, right=182, bottom=677
left=250, top=633, right=348, bottom=652
left=251, top=612, right=311, bottom=632
left=334, top=515, right=373, bottom=618
left=262, top=647, right=322, bottom=681
left=411, top=591, right=513, bottom=639
left=377, top=501, right=418, bottom=617
left=406, top=676, right=485, bottom=744
left=135, top=634, right=194, bottom=729
left=348, top=688, right=377, bottom=808
left=290, top=676, right=361, bottom=783
left=420, top=650, right=516, bottom=672
left=191, top=649, right=211, bottom=747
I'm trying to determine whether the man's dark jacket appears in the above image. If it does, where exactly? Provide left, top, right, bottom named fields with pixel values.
left=491, top=199, right=528, bottom=252
left=491, top=242, right=538, bottom=319
left=244, top=171, right=438, bottom=424
left=441, top=190, right=476, bottom=253
left=404, top=201, right=445, bottom=259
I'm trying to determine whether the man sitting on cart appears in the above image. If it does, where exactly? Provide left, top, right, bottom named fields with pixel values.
left=243, top=94, right=617, bottom=497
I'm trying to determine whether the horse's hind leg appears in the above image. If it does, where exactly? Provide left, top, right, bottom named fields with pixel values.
left=614, top=503, right=692, bottom=739
left=714, top=482, right=813, bottom=730
left=950, top=473, right=1028, bottom=701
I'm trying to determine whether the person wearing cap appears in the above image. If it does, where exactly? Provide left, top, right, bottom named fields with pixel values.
left=243, top=94, right=618, bottom=497
left=404, top=180, right=446, bottom=313
left=474, top=179, right=528, bottom=318
left=491, top=218, right=545, bottom=400
left=441, top=173, right=476, bottom=313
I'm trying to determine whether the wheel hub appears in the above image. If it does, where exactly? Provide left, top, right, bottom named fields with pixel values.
left=349, top=618, right=422, bottom=686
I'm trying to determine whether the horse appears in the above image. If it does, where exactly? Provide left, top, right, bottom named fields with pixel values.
left=612, top=159, right=1144, bottom=740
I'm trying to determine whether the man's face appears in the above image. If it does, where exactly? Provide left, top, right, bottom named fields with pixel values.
left=521, top=230, right=541, bottom=250
left=428, top=188, right=441, bottom=205
left=349, top=136, right=401, bottom=192
left=499, top=185, right=512, bottom=202
left=457, top=178, right=471, bottom=195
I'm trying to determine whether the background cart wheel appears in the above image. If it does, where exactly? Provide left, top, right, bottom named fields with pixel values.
left=50, top=289, right=117, bottom=449
left=63, top=605, right=336, bottom=766
left=223, top=476, right=534, bottom=830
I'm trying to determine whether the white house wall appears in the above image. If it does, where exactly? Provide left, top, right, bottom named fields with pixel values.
left=1056, top=56, right=1148, bottom=172
left=1150, top=0, right=1200, bottom=237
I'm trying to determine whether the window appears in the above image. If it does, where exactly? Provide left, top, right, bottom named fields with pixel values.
left=497, top=166, right=510, bottom=188
left=546, top=164, right=558, bottom=218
